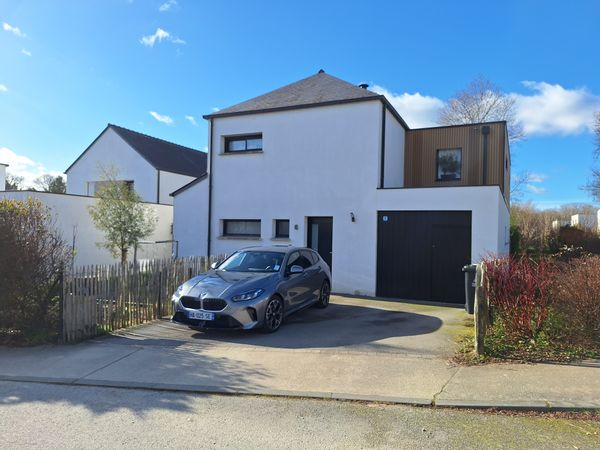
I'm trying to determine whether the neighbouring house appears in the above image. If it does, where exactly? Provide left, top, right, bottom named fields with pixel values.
left=172, top=70, right=510, bottom=303
left=66, top=124, right=207, bottom=205
left=552, top=219, right=570, bottom=231
left=0, top=163, right=7, bottom=190
left=570, top=213, right=598, bottom=231
left=1, top=125, right=207, bottom=266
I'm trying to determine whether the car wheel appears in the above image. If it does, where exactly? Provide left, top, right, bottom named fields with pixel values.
left=316, top=280, right=330, bottom=309
left=262, top=296, right=284, bottom=333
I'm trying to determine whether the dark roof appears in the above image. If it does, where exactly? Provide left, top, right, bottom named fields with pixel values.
left=204, top=70, right=381, bottom=119
left=66, top=124, right=207, bottom=177
left=170, top=173, right=208, bottom=196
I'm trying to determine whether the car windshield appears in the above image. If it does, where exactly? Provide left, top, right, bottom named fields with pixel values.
left=217, top=251, right=285, bottom=273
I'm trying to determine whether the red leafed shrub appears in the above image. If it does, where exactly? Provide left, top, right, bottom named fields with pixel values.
left=483, top=256, right=554, bottom=338
left=553, top=256, right=600, bottom=345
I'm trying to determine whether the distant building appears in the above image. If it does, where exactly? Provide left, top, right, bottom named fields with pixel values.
left=551, top=219, right=570, bottom=231
left=570, top=213, right=598, bottom=231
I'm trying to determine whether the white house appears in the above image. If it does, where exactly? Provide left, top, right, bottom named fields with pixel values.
left=172, top=71, right=510, bottom=303
left=0, top=163, right=7, bottom=191
left=1, top=125, right=207, bottom=266
left=66, top=124, right=207, bottom=205
left=570, top=213, right=598, bottom=231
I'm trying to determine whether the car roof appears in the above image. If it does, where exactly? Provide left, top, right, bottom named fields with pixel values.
left=240, top=245, right=313, bottom=254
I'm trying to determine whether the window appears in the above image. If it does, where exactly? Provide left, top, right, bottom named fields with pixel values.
left=223, top=220, right=261, bottom=238
left=275, top=219, right=290, bottom=238
left=286, top=251, right=312, bottom=272
left=218, top=251, right=284, bottom=273
left=224, top=134, right=263, bottom=153
left=87, top=180, right=133, bottom=196
left=436, top=148, right=462, bottom=181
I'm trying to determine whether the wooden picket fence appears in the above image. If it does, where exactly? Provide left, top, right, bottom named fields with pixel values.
left=61, top=256, right=224, bottom=342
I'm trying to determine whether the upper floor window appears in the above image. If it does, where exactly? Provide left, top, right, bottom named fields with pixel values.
left=436, top=148, right=462, bottom=181
left=224, top=134, right=263, bottom=153
left=223, top=219, right=261, bottom=238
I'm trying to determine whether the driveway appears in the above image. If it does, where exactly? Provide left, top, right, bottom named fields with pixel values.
left=108, top=295, right=467, bottom=357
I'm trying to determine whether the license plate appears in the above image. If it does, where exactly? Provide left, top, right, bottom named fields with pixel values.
left=188, top=311, right=215, bottom=321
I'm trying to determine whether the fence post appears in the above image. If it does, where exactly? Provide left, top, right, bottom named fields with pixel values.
left=474, top=263, right=488, bottom=355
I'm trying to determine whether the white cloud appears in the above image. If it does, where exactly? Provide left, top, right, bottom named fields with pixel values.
left=0, top=147, right=61, bottom=188
left=185, top=115, right=198, bottom=126
left=0, top=84, right=7, bottom=93
left=159, top=0, right=177, bottom=12
left=2, top=22, right=26, bottom=37
left=526, top=184, right=546, bottom=194
left=140, top=28, right=185, bottom=47
left=21, top=49, right=31, bottom=57
left=211, top=107, right=220, bottom=112
left=371, top=85, right=444, bottom=128
left=149, top=111, right=174, bottom=125
left=528, top=172, right=547, bottom=183
left=513, top=81, right=600, bottom=136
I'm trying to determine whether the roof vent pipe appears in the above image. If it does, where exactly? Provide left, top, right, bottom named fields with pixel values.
left=358, top=83, right=369, bottom=89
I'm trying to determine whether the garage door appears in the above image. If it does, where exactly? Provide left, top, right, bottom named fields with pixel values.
left=376, top=211, right=472, bottom=303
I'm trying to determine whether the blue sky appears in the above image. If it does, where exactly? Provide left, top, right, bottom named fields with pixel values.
left=1, top=0, right=599, bottom=208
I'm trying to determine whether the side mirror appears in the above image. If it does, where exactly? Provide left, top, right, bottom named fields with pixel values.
left=288, top=265, right=304, bottom=275
left=210, top=261, right=219, bottom=270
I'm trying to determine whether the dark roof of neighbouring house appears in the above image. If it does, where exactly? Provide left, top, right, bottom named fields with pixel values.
left=65, top=124, right=207, bottom=177
left=203, top=70, right=394, bottom=120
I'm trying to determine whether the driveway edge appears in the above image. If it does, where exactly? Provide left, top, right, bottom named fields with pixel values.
left=2, top=375, right=599, bottom=412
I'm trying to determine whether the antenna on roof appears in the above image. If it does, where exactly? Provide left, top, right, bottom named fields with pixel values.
left=318, top=69, right=325, bottom=74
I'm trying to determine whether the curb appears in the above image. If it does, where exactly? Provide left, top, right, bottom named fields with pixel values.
left=1, top=374, right=599, bottom=411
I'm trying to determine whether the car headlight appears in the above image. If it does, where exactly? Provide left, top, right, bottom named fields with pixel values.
left=231, top=289, right=265, bottom=302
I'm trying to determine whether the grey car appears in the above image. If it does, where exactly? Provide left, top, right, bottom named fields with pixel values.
left=171, top=246, right=331, bottom=332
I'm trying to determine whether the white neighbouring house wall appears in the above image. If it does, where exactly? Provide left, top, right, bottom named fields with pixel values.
left=0, top=191, right=174, bottom=266
left=570, top=213, right=598, bottom=231
left=0, top=163, right=6, bottom=191
left=172, top=100, right=509, bottom=297
left=158, top=170, right=195, bottom=205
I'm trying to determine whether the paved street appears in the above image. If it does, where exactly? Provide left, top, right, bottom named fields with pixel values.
left=0, top=381, right=598, bottom=449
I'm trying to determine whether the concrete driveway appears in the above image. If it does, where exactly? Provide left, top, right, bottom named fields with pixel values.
left=108, top=295, right=467, bottom=357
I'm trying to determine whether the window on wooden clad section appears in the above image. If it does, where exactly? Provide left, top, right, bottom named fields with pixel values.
left=224, top=134, right=263, bottom=153
left=223, top=220, right=261, bottom=237
left=436, top=148, right=462, bottom=181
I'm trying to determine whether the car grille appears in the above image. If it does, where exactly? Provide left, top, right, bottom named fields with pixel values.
left=180, top=296, right=200, bottom=309
left=202, top=298, right=227, bottom=311
left=179, top=296, right=226, bottom=311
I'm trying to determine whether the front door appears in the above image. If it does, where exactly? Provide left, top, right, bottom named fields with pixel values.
left=307, top=217, right=333, bottom=269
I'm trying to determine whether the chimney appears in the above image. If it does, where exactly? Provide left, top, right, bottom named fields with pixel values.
left=0, top=163, right=7, bottom=191
left=358, top=83, right=369, bottom=89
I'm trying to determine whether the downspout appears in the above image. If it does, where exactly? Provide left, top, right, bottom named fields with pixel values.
left=380, top=102, right=386, bottom=188
left=156, top=170, right=161, bottom=203
left=207, top=119, right=214, bottom=256
left=481, top=125, right=490, bottom=185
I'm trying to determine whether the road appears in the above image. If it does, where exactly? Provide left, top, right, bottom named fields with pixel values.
left=0, top=381, right=598, bottom=449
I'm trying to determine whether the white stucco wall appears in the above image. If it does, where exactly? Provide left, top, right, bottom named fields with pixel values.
left=0, top=191, right=173, bottom=266
left=66, top=128, right=158, bottom=203
left=571, top=213, right=598, bottom=230
left=208, top=101, right=382, bottom=294
left=173, top=178, right=209, bottom=257
left=158, top=170, right=196, bottom=205
left=0, top=164, right=6, bottom=191
left=383, top=109, right=405, bottom=188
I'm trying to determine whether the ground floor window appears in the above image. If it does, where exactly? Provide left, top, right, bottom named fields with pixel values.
left=274, top=219, right=290, bottom=238
left=223, top=219, right=261, bottom=237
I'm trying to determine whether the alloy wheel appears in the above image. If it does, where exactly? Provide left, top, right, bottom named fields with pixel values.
left=264, top=297, right=283, bottom=331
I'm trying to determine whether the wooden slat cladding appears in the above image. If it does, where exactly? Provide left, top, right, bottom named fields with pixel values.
left=404, top=122, right=509, bottom=201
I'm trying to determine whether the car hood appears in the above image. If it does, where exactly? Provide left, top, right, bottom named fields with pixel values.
left=181, top=270, right=277, bottom=299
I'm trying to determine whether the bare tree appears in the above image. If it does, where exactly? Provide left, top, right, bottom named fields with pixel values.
left=584, top=112, right=600, bottom=202
left=438, top=76, right=525, bottom=142
left=5, top=174, right=24, bottom=190
left=34, top=174, right=66, bottom=193
left=88, top=167, right=156, bottom=264
left=510, top=170, right=533, bottom=203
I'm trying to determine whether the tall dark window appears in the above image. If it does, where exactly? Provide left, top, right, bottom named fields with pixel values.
left=224, top=134, right=263, bottom=153
left=275, top=219, right=290, bottom=238
left=436, top=148, right=462, bottom=181
left=223, top=220, right=261, bottom=237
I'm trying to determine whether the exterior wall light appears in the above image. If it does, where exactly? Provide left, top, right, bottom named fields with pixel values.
left=350, top=212, right=356, bottom=222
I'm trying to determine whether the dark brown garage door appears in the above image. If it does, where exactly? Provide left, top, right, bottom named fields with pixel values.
left=376, top=211, right=472, bottom=303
